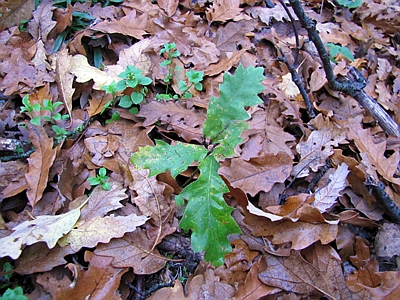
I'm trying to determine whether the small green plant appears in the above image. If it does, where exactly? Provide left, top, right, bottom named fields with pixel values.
left=20, top=95, right=69, bottom=126
left=326, top=43, right=355, bottom=63
left=20, top=95, right=41, bottom=126
left=0, top=263, right=27, bottom=300
left=336, top=0, right=362, bottom=9
left=156, top=43, right=204, bottom=100
left=101, top=66, right=152, bottom=116
left=87, top=167, right=111, bottom=190
left=0, top=287, right=27, bottom=300
left=131, top=65, right=265, bottom=266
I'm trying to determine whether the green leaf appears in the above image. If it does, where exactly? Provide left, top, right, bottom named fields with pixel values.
left=0, top=287, right=27, bottom=300
left=30, top=116, right=42, bottom=126
left=99, top=167, right=107, bottom=177
left=176, top=155, right=241, bottom=266
left=336, top=0, right=362, bottom=8
left=119, top=95, right=133, bottom=108
left=131, top=140, right=208, bottom=177
left=203, top=64, right=264, bottom=155
left=131, top=92, right=144, bottom=104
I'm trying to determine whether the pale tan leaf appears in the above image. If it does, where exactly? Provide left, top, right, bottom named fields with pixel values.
left=55, top=48, right=74, bottom=126
left=313, top=163, right=349, bottom=213
left=66, top=214, right=149, bottom=251
left=157, top=0, right=179, bottom=17
left=70, top=55, right=120, bottom=90
left=0, top=205, right=81, bottom=259
left=278, top=72, right=300, bottom=98
left=80, top=180, right=127, bottom=220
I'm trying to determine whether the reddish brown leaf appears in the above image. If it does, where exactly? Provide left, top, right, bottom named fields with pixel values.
left=219, top=152, right=292, bottom=197
left=259, top=250, right=355, bottom=299
left=25, top=126, right=57, bottom=207
left=206, top=0, right=243, bottom=23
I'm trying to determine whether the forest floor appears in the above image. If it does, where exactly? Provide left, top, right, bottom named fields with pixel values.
left=1, top=0, right=400, bottom=299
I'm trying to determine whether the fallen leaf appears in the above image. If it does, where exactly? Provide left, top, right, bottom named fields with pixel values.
left=259, top=250, right=354, bottom=299
left=313, top=163, right=349, bottom=213
left=206, top=0, right=243, bottom=23
left=65, top=214, right=149, bottom=252
left=0, top=203, right=82, bottom=259
left=25, top=126, right=57, bottom=207
left=219, top=152, right=292, bottom=197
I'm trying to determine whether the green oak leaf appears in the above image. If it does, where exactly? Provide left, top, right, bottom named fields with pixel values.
left=203, top=64, right=264, bottom=146
left=176, top=155, right=241, bottom=266
left=130, top=140, right=208, bottom=177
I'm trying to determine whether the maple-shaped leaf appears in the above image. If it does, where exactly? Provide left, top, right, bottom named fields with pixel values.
left=131, top=140, right=208, bottom=177
left=313, top=163, right=349, bottom=213
left=0, top=204, right=83, bottom=259
left=203, top=64, right=265, bottom=157
left=176, top=155, right=241, bottom=266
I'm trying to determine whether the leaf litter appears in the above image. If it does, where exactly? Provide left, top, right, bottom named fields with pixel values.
left=0, top=0, right=400, bottom=299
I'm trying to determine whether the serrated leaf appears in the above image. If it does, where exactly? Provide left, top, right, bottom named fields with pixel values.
left=131, top=140, right=208, bottom=177
left=203, top=65, right=264, bottom=156
left=65, top=214, right=149, bottom=252
left=313, top=163, right=349, bottom=213
left=0, top=205, right=82, bottom=259
left=176, top=155, right=241, bottom=266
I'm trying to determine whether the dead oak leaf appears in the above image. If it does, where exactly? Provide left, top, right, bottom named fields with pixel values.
left=259, top=250, right=354, bottom=299
left=347, top=124, right=400, bottom=185
left=64, top=214, right=149, bottom=252
left=54, top=252, right=128, bottom=300
left=206, top=0, right=243, bottom=24
left=219, top=152, right=292, bottom=197
left=95, top=229, right=166, bottom=275
left=92, top=9, right=149, bottom=39
left=25, top=126, right=57, bottom=208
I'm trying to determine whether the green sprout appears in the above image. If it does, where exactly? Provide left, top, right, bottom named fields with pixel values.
left=87, top=167, right=111, bottom=190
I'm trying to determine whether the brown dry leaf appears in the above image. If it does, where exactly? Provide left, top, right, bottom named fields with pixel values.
left=206, top=0, right=243, bottom=23
left=54, top=251, right=128, bottom=300
left=347, top=123, right=400, bottom=186
left=87, top=91, right=113, bottom=117
left=245, top=212, right=338, bottom=250
left=27, top=0, right=56, bottom=43
left=292, top=125, right=347, bottom=178
left=313, top=163, right=349, bottom=213
left=25, top=126, right=57, bottom=207
left=79, top=180, right=127, bottom=220
left=153, top=12, right=197, bottom=56
left=363, top=271, right=400, bottom=300
left=213, top=19, right=256, bottom=52
left=219, top=152, right=293, bottom=197
left=92, top=9, right=149, bottom=39
left=14, top=243, right=75, bottom=275
left=233, top=256, right=280, bottom=299
left=259, top=250, right=355, bottom=299
left=54, top=48, right=74, bottom=126
left=246, top=5, right=295, bottom=25
left=346, top=236, right=381, bottom=291
left=157, top=0, right=179, bottom=17
left=65, top=214, right=149, bottom=252
left=375, top=223, right=400, bottom=258
left=94, top=229, right=166, bottom=275
left=0, top=0, right=34, bottom=31
left=243, top=103, right=296, bottom=159
left=0, top=161, right=28, bottom=197
left=137, top=101, right=206, bottom=143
